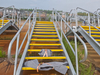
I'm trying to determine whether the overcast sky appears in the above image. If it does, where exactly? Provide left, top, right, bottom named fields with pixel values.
left=0, top=0, right=100, bottom=12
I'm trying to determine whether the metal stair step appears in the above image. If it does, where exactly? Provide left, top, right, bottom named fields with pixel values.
left=35, top=27, right=55, bottom=29
left=25, top=56, right=66, bottom=59
left=34, top=29, right=56, bottom=31
left=29, top=44, right=61, bottom=46
left=91, top=35, right=100, bottom=37
left=33, top=32, right=57, bottom=34
left=28, top=49, right=63, bottom=52
left=22, top=66, right=70, bottom=70
left=31, top=39, right=59, bottom=41
left=87, top=31, right=100, bottom=34
left=81, top=26, right=100, bottom=28
left=35, top=25, right=54, bottom=27
left=32, top=35, right=58, bottom=37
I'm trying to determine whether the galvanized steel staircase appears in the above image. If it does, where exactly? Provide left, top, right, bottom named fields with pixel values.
left=0, top=20, right=9, bottom=28
left=21, top=21, right=69, bottom=74
left=77, top=26, right=100, bottom=55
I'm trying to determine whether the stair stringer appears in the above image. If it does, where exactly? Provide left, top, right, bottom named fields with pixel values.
left=77, top=26, right=100, bottom=55
left=0, top=21, right=19, bottom=34
left=0, top=21, right=12, bottom=34
left=53, top=22, right=76, bottom=75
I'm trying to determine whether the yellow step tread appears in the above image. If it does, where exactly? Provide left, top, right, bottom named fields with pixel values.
left=91, top=35, right=100, bottom=37
left=0, top=24, right=5, bottom=25
left=0, top=20, right=9, bottom=22
left=29, top=44, right=61, bottom=46
left=25, top=56, right=66, bottom=59
left=28, top=49, right=63, bottom=52
left=35, top=25, right=54, bottom=26
left=31, top=39, right=59, bottom=41
left=81, top=26, right=100, bottom=28
left=84, top=29, right=98, bottom=30
left=33, top=32, right=57, bottom=34
left=95, top=39, right=100, bottom=41
left=32, top=35, right=58, bottom=37
left=34, top=29, right=56, bottom=31
left=22, top=66, right=70, bottom=70
left=35, top=27, right=55, bottom=28
left=87, top=31, right=100, bottom=34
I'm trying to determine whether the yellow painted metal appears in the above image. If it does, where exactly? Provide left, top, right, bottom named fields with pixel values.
left=33, top=32, right=57, bottom=34
left=25, top=56, right=66, bottom=59
left=0, top=24, right=5, bottom=25
left=28, top=49, right=63, bottom=52
left=91, top=35, right=100, bottom=37
left=87, top=31, right=100, bottom=34
left=36, top=21, right=53, bottom=24
left=32, top=35, right=58, bottom=37
left=35, top=27, right=55, bottom=28
left=35, top=25, right=54, bottom=26
left=0, top=20, right=9, bottom=22
left=31, top=39, right=59, bottom=41
left=95, top=39, right=100, bottom=41
left=29, top=44, right=61, bottom=46
left=22, top=66, right=70, bottom=70
left=0, top=26, right=2, bottom=27
left=81, top=26, right=100, bottom=28
left=34, top=29, right=56, bottom=31
left=84, top=29, right=98, bottom=31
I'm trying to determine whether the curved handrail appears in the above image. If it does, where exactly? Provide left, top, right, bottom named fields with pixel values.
left=8, top=9, right=35, bottom=63
left=76, top=7, right=100, bottom=17
left=55, top=10, right=88, bottom=62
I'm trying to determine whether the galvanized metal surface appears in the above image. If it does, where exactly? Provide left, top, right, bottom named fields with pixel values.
left=8, top=9, right=37, bottom=75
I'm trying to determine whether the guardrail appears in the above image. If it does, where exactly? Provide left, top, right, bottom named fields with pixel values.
left=8, top=8, right=37, bottom=75
left=0, top=5, right=21, bottom=28
left=52, top=9, right=88, bottom=75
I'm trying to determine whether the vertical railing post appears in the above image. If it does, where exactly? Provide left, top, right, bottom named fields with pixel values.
left=75, top=9, right=78, bottom=28
left=61, top=18, right=62, bottom=42
left=97, top=12, right=100, bottom=27
left=74, top=35, right=79, bottom=75
left=88, top=13, right=91, bottom=35
left=13, top=34, right=20, bottom=75
left=52, top=8, right=54, bottom=21
left=12, top=6, right=14, bottom=21
left=28, top=17, right=31, bottom=40
left=93, top=14, right=95, bottom=25
left=64, top=12, right=66, bottom=33
left=17, top=13, right=19, bottom=27
left=2, top=9, right=5, bottom=27
left=75, top=9, right=79, bottom=75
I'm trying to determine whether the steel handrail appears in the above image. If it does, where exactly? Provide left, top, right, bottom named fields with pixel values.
left=8, top=9, right=36, bottom=75
left=76, top=7, right=100, bottom=17
left=76, top=7, right=100, bottom=35
left=55, top=10, right=88, bottom=62
left=0, top=5, right=16, bottom=27
left=78, top=16, right=100, bottom=31
left=8, top=9, right=35, bottom=62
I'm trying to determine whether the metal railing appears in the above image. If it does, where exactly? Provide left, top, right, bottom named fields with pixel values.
left=75, top=7, right=100, bottom=35
left=52, top=9, right=88, bottom=75
left=8, top=8, right=37, bottom=75
left=0, top=5, right=21, bottom=28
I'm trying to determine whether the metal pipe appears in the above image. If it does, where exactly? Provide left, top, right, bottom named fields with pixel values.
left=55, top=10, right=88, bottom=62
left=13, top=34, right=20, bottom=75
left=8, top=10, right=35, bottom=63
left=54, top=22, right=76, bottom=75
left=75, top=35, right=79, bottom=75
left=61, top=18, right=62, bottom=42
